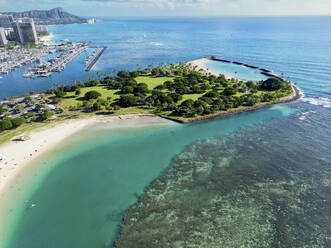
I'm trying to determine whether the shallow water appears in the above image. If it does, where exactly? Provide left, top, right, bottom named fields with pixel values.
left=117, top=105, right=331, bottom=247
left=3, top=106, right=295, bottom=248
left=204, top=60, right=268, bottom=81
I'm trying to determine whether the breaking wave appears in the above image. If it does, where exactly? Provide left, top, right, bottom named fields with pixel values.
left=302, top=97, right=331, bottom=108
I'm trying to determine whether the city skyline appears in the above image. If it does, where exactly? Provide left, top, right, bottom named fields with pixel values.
left=1, top=0, right=331, bottom=17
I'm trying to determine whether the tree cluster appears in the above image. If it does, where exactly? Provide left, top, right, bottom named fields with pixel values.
left=0, top=117, right=27, bottom=131
left=44, top=64, right=292, bottom=118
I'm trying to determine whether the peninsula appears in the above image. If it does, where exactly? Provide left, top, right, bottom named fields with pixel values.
left=0, top=60, right=299, bottom=138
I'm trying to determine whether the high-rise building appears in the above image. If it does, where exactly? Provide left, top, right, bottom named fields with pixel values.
left=0, top=27, right=8, bottom=45
left=0, top=14, right=14, bottom=28
left=12, top=18, right=38, bottom=45
left=4, top=28, right=15, bottom=41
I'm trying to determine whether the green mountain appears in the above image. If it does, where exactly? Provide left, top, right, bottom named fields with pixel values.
left=2, top=7, right=87, bottom=25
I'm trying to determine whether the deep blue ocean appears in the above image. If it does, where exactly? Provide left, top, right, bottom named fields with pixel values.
left=1, top=16, right=331, bottom=102
left=1, top=17, right=331, bottom=248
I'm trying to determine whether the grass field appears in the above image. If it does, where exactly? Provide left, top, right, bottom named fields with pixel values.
left=55, top=86, right=120, bottom=109
left=54, top=76, right=175, bottom=109
left=44, top=73, right=292, bottom=122
left=180, top=93, right=204, bottom=103
left=135, top=76, right=174, bottom=89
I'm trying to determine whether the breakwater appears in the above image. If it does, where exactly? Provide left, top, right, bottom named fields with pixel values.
left=85, top=46, right=107, bottom=71
left=208, top=56, right=279, bottom=79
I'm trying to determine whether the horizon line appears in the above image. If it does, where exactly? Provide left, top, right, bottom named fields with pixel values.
left=84, top=14, right=331, bottom=18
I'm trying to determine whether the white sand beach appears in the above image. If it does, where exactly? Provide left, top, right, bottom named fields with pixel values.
left=187, top=58, right=232, bottom=79
left=0, top=114, right=174, bottom=247
left=0, top=118, right=94, bottom=195
left=39, top=33, right=55, bottom=46
left=0, top=114, right=170, bottom=196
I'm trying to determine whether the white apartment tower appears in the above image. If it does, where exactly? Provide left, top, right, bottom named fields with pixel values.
left=12, top=18, right=38, bottom=45
left=0, top=27, right=8, bottom=45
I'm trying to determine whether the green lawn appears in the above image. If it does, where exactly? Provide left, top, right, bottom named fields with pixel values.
left=180, top=93, right=204, bottom=103
left=56, top=85, right=120, bottom=108
left=54, top=77, right=175, bottom=109
left=53, top=77, right=176, bottom=109
left=46, top=74, right=293, bottom=121
left=136, top=76, right=174, bottom=89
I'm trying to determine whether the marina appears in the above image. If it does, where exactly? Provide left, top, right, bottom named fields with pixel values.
left=24, top=43, right=88, bottom=78
left=0, top=47, right=57, bottom=75
left=0, top=43, right=106, bottom=79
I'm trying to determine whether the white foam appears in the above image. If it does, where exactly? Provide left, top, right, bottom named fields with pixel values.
left=297, top=86, right=305, bottom=98
left=302, top=97, right=331, bottom=108
left=150, top=42, right=164, bottom=47
left=298, top=110, right=317, bottom=121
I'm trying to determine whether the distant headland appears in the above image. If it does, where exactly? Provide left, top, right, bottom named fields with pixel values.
left=1, top=7, right=87, bottom=25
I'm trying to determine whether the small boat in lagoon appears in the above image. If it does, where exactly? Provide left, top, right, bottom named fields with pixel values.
left=29, top=204, right=36, bottom=209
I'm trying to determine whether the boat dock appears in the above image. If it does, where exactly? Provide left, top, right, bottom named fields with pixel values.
left=24, top=43, right=88, bottom=78
left=85, top=46, right=107, bottom=72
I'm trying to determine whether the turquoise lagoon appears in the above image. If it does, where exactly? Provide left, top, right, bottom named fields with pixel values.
left=204, top=60, right=268, bottom=81
left=2, top=106, right=296, bottom=248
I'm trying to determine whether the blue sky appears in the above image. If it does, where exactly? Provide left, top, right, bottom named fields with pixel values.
left=1, top=0, right=331, bottom=16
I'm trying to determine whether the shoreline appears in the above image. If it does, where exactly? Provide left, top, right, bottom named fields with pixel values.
left=38, top=33, right=55, bottom=46
left=0, top=114, right=168, bottom=197
left=175, top=58, right=302, bottom=123
left=0, top=117, right=93, bottom=195
left=0, top=113, right=173, bottom=247
left=187, top=57, right=232, bottom=79
left=167, top=84, right=300, bottom=123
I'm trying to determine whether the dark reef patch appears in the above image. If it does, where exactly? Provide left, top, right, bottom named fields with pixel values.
left=115, top=110, right=331, bottom=248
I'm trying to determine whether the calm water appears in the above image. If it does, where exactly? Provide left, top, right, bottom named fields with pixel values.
left=1, top=17, right=331, bottom=247
left=204, top=60, right=268, bottom=81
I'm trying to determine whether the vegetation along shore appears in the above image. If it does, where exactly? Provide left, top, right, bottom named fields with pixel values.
left=0, top=60, right=300, bottom=138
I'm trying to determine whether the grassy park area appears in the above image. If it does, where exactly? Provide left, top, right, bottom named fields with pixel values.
left=45, top=64, right=293, bottom=120
left=1, top=63, right=294, bottom=136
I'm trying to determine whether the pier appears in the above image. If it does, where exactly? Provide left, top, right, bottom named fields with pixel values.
left=85, top=46, right=107, bottom=72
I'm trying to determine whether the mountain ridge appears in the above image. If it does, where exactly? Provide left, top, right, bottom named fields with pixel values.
left=1, top=7, right=87, bottom=25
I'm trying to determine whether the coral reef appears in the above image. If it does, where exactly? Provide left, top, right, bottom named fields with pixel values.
left=115, top=115, right=331, bottom=248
